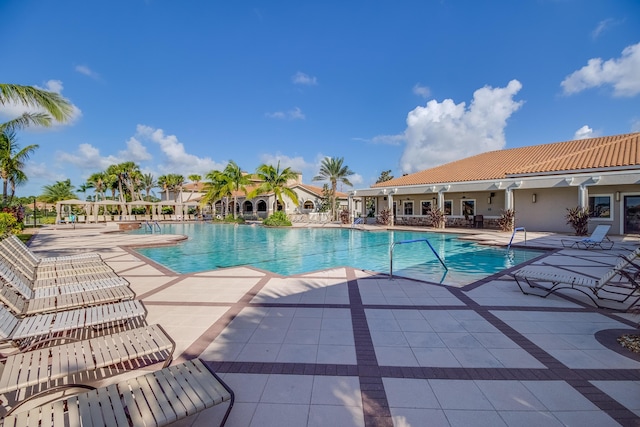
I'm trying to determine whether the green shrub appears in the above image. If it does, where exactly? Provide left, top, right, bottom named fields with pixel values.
left=0, top=212, right=21, bottom=235
left=40, top=217, right=56, bottom=225
left=224, top=215, right=245, bottom=224
left=263, top=211, right=292, bottom=227
left=566, top=206, right=589, bottom=236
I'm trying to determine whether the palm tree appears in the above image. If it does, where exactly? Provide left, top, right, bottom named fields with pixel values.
left=202, top=170, right=231, bottom=216
left=40, top=179, right=77, bottom=203
left=86, top=172, right=107, bottom=201
left=157, top=175, right=170, bottom=202
left=313, top=157, right=354, bottom=220
left=186, top=174, right=202, bottom=201
left=0, top=83, right=74, bottom=123
left=77, top=183, right=94, bottom=201
left=247, top=161, right=299, bottom=213
left=222, top=161, right=249, bottom=218
left=0, top=129, right=39, bottom=205
left=166, top=174, right=185, bottom=202
left=140, top=173, right=156, bottom=202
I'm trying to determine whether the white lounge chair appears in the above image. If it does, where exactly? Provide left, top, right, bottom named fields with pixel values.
left=2, top=359, right=235, bottom=427
left=513, top=248, right=640, bottom=310
left=0, top=324, right=174, bottom=401
left=0, top=300, right=146, bottom=349
left=561, top=224, right=614, bottom=250
left=0, top=278, right=135, bottom=316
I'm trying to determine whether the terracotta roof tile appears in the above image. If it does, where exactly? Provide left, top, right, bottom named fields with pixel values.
left=373, top=132, right=640, bottom=187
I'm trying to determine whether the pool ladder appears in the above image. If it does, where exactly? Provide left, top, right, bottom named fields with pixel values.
left=507, top=227, right=526, bottom=250
left=145, top=221, right=162, bottom=233
left=389, top=239, right=448, bottom=279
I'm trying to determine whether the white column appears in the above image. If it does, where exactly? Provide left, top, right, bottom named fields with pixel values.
left=504, top=188, right=514, bottom=210
left=578, top=185, right=588, bottom=208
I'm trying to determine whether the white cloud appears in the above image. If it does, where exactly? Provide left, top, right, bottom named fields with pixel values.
left=56, top=137, right=151, bottom=172
left=292, top=72, right=318, bottom=86
left=592, top=18, right=614, bottom=39
left=631, top=118, right=640, bottom=133
left=135, top=124, right=226, bottom=175
left=0, top=80, right=82, bottom=127
left=412, top=83, right=431, bottom=98
left=75, top=64, right=100, bottom=79
left=265, top=107, right=305, bottom=120
left=561, top=42, right=640, bottom=97
left=258, top=153, right=311, bottom=173
left=352, top=134, right=405, bottom=145
left=399, top=79, right=523, bottom=174
left=573, top=125, right=595, bottom=140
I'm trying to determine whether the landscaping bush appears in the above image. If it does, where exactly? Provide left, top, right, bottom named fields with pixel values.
left=377, top=208, right=391, bottom=225
left=428, top=208, right=446, bottom=228
left=0, top=212, right=21, bottom=235
left=566, top=206, right=589, bottom=236
left=339, top=208, right=350, bottom=224
left=263, top=211, right=292, bottom=227
left=497, top=209, right=515, bottom=232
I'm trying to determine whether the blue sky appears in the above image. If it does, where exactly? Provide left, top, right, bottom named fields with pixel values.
left=2, top=0, right=640, bottom=198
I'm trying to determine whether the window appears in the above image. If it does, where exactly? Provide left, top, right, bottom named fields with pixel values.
left=393, top=201, right=397, bottom=216
left=421, top=201, right=432, bottom=215
left=589, top=195, right=612, bottom=219
left=303, top=200, right=314, bottom=210
left=461, top=200, right=475, bottom=218
left=444, top=200, right=452, bottom=215
left=404, top=201, right=414, bottom=215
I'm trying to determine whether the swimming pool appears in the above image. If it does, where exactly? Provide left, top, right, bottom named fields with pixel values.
left=132, top=224, right=543, bottom=286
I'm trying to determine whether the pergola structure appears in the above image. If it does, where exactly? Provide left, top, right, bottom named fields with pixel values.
left=55, top=199, right=200, bottom=223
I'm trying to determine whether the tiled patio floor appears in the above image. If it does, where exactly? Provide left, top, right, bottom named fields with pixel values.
left=17, top=224, right=640, bottom=426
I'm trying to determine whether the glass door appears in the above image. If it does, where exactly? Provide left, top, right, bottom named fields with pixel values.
left=624, top=195, right=640, bottom=234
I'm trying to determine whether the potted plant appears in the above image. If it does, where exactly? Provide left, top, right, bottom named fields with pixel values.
left=377, top=208, right=391, bottom=225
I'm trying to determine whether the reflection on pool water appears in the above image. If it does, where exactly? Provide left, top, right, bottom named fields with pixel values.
left=132, top=223, right=544, bottom=286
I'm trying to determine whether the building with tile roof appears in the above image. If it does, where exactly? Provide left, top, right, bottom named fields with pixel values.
left=351, top=133, right=640, bottom=234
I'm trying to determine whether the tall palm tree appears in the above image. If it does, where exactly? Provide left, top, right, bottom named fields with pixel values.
left=313, top=157, right=354, bottom=220
left=202, top=170, right=232, bottom=216
left=86, top=172, right=107, bottom=201
left=40, top=179, right=76, bottom=203
left=186, top=174, right=202, bottom=201
left=157, top=175, right=170, bottom=202
left=166, top=174, right=185, bottom=202
left=0, top=129, right=39, bottom=205
left=0, top=83, right=74, bottom=123
left=140, top=173, right=156, bottom=202
left=222, top=161, right=249, bottom=218
left=247, top=161, right=299, bottom=212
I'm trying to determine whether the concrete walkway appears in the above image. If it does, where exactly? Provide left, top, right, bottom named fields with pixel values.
left=19, top=224, right=640, bottom=426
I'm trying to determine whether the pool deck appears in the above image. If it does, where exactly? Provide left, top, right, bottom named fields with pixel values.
left=11, top=223, right=640, bottom=426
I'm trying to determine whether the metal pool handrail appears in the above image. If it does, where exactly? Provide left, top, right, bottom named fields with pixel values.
left=507, top=227, right=526, bottom=250
left=389, top=238, right=448, bottom=279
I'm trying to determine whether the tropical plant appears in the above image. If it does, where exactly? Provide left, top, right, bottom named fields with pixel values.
left=0, top=83, right=73, bottom=124
left=222, top=161, right=250, bottom=218
left=566, top=206, right=590, bottom=236
left=0, top=211, right=20, bottom=234
left=202, top=169, right=232, bottom=216
left=140, top=173, right=157, bottom=201
left=313, top=157, right=354, bottom=221
left=263, top=211, right=292, bottom=227
left=497, top=209, right=515, bottom=232
left=339, top=207, right=350, bottom=224
left=428, top=208, right=446, bottom=229
left=40, top=179, right=77, bottom=203
left=247, top=161, right=300, bottom=211
left=377, top=208, right=391, bottom=225
left=0, top=130, right=38, bottom=206
left=186, top=174, right=202, bottom=201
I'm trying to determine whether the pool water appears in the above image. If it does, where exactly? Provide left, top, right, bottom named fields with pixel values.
left=132, top=223, right=544, bottom=286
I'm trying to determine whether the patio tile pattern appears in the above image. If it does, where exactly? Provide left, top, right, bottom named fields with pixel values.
left=15, top=225, right=640, bottom=426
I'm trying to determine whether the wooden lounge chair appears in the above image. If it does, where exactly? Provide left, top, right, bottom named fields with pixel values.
left=512, top=248, right=640, bottom=310
left=2, top=358, right=235, bottom=427
left=561, top=224, right=614, bottom=250
left=0, top=300, right=146, bottom=349
left=0, top=278, right=135, bottom=316
left=0, top=234, right=101, bottom=265
left=0, top=324, right=175, bottom=404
